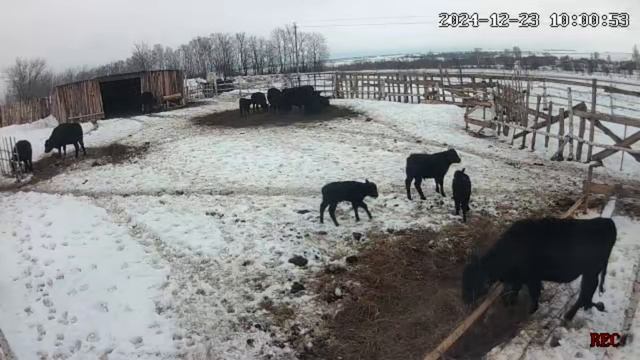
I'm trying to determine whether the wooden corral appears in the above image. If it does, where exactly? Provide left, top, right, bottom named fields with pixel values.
left=0, top=98, right=51, bottom=127
left=51, top=70, right=184, bottom=123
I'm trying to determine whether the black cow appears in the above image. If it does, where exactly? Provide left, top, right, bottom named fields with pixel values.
left=251, top=92, right=268, bottom=112
left=452, top=168, right=471, bottom=222
left=11, top=140, right=33, bottom=173
left=320, top=180, right=379, bottom=227
left=44, top=123, right=86, bottom=159
left=405, top=149, right=461, bottom=200
left=267, top=88, right=283, bottom=113
left=141, top=92, right=155, bottom=114
left=239, top=98, right=252, bottom=117
left=462, top=217, right=617, bottom=320
left=282, top=86, right=315, bottom=112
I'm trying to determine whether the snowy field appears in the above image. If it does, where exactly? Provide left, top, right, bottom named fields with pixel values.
left=1, top=95, right=639, bottom=359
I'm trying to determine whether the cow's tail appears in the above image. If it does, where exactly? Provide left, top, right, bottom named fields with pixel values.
left=599, top=262, right=608, bottom=295
left=599, top=220, right=617, bottom=295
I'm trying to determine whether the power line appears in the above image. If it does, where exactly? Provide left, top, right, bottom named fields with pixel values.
left=300, top=15, right=433, bottom=23
left=300, top=21, right=435, bottom=28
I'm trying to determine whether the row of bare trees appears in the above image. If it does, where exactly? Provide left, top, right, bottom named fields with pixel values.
left=3, top=25, right=329, bottom=103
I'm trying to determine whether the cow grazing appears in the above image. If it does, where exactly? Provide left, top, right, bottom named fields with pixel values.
left=320, top=180, right=379, bottom=227
left=45, top=123, right=86, bottom=159
left=462, top=217, right=617, bottom=321
left=267, top=88, right=283, bottom=113
left=11, top=140, right=33, bottom=173
left=239, top=98, right=252, bottom=117
left=141, top=92, right=155, bottom=114
left=251, top=92, right=268, bottom=112
left=452, top=168, right=471, bottom=222
left=405, top=149, right=461, bottom=200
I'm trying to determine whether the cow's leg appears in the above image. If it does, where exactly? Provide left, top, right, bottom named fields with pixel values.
left=79, top=139, right=87, bottom=155
left=434, top=178, right=439, bottom=193
left=328, top=203, right=339, bottom=227
left=438, top=177, right=446, bottom=197
left=414, top=178, right=427, bottom=200
left=455, top=200, right=461, bottom=215
left=62, top=145, right=67, bottom=159
left=527, top=280, right=542, bottom=314
left=462, top=208, right=467, bottom=223
left=359, top=201, right=372, bottom=220
left=352, top=202, right=360, bottom=222
left=73, top=142, right=79, bottom=158
left=405, top=177, right=413, bottom=200
left=502, top=282, right=522, bottom=306
left=565, top=274, right=599, bottom=320
left=320, top=201, right=328, bottom=224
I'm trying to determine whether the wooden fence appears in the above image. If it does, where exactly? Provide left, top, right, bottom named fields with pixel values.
left=0, top=98, right=51, bottom=127
left=331, top=70, right=640, bottom=166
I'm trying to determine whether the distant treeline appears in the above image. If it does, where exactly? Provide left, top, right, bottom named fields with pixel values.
left=329, top=47, right=640, bottom=76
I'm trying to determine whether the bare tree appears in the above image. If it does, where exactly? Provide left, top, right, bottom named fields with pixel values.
left=633, top=45, right=640, bottom=67
left=306, top=33, right=329, bottom=72
left=130, top=42, right=154, bottom=71
left=235, top=33, right=251, bottom=76
left=211, top=33, right=236, bottom=79
left=512, top=46, right=522, bottom=59
left=4, top=57, right=53, bottom=102
left=152, top=44, right=166, bottom=70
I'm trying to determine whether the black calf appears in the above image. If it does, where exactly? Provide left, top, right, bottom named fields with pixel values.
left=320, top=180, right=379, bottom=226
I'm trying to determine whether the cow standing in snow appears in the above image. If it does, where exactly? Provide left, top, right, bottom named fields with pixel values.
left=452, top=168, right=471, bottom=222
left=320, top=180, right=379, bottom=227
left=405, top=149, right=461, bottom=200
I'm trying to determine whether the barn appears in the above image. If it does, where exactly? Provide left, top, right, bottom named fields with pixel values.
left=51, top=70, right=184, bottom=123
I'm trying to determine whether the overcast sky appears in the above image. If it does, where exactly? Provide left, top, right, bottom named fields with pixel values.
left=0, top=0, right=639, bottom=72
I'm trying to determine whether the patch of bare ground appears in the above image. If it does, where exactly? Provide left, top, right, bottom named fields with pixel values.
left=0, top=143, right=149, bottom=191
left=192, top=105, right=362, bottom=128
left=303, top=199, right=573, bottom=360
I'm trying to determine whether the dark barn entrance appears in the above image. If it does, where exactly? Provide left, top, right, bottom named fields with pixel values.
left=100, top=77, right=142, bottom=118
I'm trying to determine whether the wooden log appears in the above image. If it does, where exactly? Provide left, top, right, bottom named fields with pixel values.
left=573, top=110, right=640, bottom=128
left=162, top=93, right=183, bottom=101
left=545, top=102, right=553, bottom=147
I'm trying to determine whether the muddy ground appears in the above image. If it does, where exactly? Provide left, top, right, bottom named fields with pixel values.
left=304, top=197, right=581, bottom=360
left=192, top=105, right=362, bottom=128
left=0, top=143, right=149, bottom=191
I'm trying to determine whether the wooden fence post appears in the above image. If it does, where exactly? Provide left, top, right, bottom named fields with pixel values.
left=545, top=101, right=553, bottom=148
left=567, top=87, right=575, bottom=161
left=558, top=107, right=565, bottom=159
left=587, top=79, right=597, bottom=160
left=531, top=96, right=541, bottom=151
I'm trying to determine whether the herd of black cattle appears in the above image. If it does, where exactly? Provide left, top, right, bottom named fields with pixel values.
left=239, top=85, right=330, bottom=116
left=7, top=87, right=619, bottom=323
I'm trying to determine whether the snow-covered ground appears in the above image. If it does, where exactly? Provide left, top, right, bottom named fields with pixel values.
left=0, top=95, right=638, bottom=359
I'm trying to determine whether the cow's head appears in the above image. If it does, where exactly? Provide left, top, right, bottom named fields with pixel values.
left=446, top=148, right=461, bottom=164
left=462, top=254, right=490, bottom=304
left=44, top=139, right=54, bottom=153
left=365, top=179, right=379, bottom=199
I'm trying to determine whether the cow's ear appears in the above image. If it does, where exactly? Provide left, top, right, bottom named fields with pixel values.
left=461, top=168, right=466, bottom=173
left=365, top=179, right=369, bottom=184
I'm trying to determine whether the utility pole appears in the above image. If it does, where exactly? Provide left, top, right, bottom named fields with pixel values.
left=294, top=22, right=300, bottom=86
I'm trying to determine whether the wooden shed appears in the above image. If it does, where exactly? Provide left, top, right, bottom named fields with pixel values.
left=51, top=70, right=184, bottom=123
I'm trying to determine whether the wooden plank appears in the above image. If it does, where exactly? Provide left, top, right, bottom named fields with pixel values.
left=592, top=130, right=640, bottom=161
left=558, top=107, right=565, bottom=154
left=545, top=102, right=553, bottom=148
left=573, top=110, right=640, bottom=128
left=592, top=121, right=640, bottom=162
